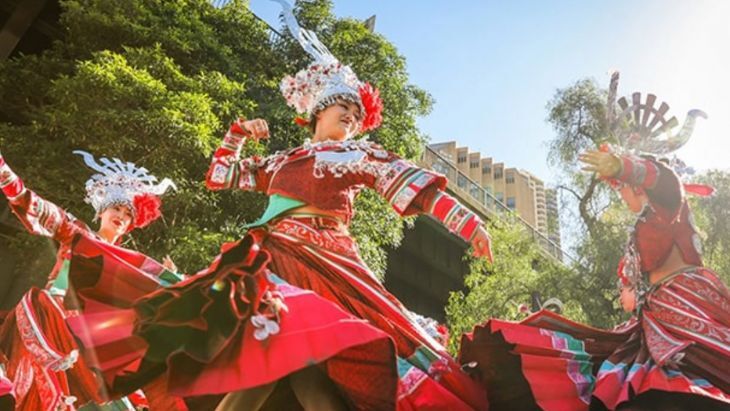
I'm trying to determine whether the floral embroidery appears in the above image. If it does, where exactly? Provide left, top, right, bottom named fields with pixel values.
left=251, top=314, right=280, bottom=341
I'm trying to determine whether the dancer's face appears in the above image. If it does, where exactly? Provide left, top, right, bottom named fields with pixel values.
left=313, top=99, right=362, bottom=142
left=99, top=204, right=133, bottom=237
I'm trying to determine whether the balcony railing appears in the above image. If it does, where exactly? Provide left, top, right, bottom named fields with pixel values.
left=422, top=146, right=574, bottom=264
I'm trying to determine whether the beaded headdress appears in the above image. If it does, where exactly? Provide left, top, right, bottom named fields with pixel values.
left=605, top=71, right=707, bottom=157
left=74, top=150, right=175, bottom=229
left=274, top=0, right=383, bottom=132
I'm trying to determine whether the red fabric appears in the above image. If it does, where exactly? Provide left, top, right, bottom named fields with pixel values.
left=104, top=236, right=399, bottom=410
left=0, top=289, right=102, bottom=410
left=635, top=200, right=702, bottom=272
left=0, top=157, right=26, bottom=200
left=261, top=219, right=488, bottom=410
left=459, top=269, right=730, bottom=410
left=430, top=192, right=457, bottom=222
left=617, top=157, right=703, bottom=272
left=459, top=213, right=481, bottom=241
left=683, top=183, right=715, bottom=197
left=206, top=139, right=447, bottom=221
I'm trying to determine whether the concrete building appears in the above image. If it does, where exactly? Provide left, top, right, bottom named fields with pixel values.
left=545, top=187, right=563, bottom=253
left=429, top=141, right=562, bottom=257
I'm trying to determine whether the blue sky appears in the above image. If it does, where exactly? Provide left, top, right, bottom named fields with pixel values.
left=250, top=0, right=730, bottom=185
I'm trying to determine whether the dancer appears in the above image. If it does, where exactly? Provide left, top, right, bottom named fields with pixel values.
left=117, top=1, right=492, bottom=410
left=459, top=72, right=729, bottom=410
left=0, top=149, right=181, bottom=410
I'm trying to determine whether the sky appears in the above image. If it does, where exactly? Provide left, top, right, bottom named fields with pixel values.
left=249, top=0, right=730, bottom=185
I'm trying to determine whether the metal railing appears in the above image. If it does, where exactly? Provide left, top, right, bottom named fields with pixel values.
left=420, top=146, right=576, bottom=264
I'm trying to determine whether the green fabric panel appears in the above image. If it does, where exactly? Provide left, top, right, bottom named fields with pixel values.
left=158, top=269, right=184, bottom=286
left=50, top=259, right=70, bottom=291
left=245, top=194, right=305, bottom=228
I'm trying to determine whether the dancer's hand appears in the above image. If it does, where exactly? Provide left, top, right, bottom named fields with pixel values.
left=162, top=255, right=178, bottom=272
left=619, top=286, right=636, bottom=313
left=578, top=150, right=621, bottom=178
left=237, top=118, right=270, bottom=141
left=471, top=226, right=493, bottom=262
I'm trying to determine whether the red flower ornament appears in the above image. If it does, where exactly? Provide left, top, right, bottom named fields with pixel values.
left=132, top=193, right=162, bottom=230
left=359, top=82, right=383, bottom=132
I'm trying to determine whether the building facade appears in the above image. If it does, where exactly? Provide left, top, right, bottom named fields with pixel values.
left=429, top=141, right=562, bottom=254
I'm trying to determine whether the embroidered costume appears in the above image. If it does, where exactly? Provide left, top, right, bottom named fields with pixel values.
left=115, top=1, right=489, bottom=409
left=458, top=72, right=729, bottom=410
left=0, top=150, right=182, bottom=410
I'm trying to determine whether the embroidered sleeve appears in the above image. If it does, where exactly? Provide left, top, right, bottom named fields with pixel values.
left=424, top=190, right=483, bottom=242
left=1, top=155, right=83, bottom=243
left=615, top=155, right=660, bottom=189
left=616, top=155, right=681, bottom=213
left=363, top=143, right=483, bottom=242
left=372, top=155, right=447, bottom=217
left=205, top=122, right=271, bottom=192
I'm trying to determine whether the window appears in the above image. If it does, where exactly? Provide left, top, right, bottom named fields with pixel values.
left=482, top=165, right=491, bottom=175
left=505, top=172, right=515, bottom=184
left=496, top=192, right=504, bottom=203
left=494, top=168, right=503, bottom=179
left=432, top=160, right=450, bottom=176
left=457, top=174, right=468, bottom=189
left=470, top=184, right=481, bottom=200
left=458, top=154, right=467, bottom=163
left=506, top=197, right=516, bottom=209
left=470, top=160, right=480, bottom=169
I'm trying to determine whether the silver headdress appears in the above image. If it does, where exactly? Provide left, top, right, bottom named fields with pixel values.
left=606, top=71, right=707, bottom=156
left=273, top=0, right=382, bottom=132
left=74, top=150, right=175, bottom=219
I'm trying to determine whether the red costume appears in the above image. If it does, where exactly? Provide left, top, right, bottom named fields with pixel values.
left=115, top=3, right=490, bottom=407
left=116, top=121, right=488, bottom=409
left=459, top=154, right=730, bottom=410
left=0, top=152, right=184, bottom=410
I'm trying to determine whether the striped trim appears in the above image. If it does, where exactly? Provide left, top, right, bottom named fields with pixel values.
left=270, top=228, right=445, bottom=353
left=17, top=293, right=64, bottom=367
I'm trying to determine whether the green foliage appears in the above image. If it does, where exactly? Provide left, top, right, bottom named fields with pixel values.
left=0, top=0, right=432, bottom=306
left=445, top=217, right=592, bottom=352
left=690, top=170, right=730, bottom=285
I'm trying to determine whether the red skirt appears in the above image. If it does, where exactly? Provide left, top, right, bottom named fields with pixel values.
left=87, top=235, right=400, bottom=410
left=459, top=267, right=730, bottom=411
left=257, top=217, right=488, bottom=410
left=0, top=288, right=101, bottom=410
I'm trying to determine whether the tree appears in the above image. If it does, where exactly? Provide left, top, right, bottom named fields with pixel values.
left=445, top=216, right=591, bottom=352
left=690, top=170, right=730, bottom=285
left=445, top=78, right=632, bottom=340
left=0, top=0, right=432, bottom=307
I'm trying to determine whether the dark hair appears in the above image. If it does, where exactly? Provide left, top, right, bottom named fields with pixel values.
left=308, top=114, right=318, bottom=134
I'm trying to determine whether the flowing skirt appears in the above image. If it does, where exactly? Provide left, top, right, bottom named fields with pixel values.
left=0, top=233, right=187, bottom=410
left=257, top=216, right=488, bottom=410
left=0, top=288, right=102, bottom=410
left=459, top=267, right=730, bottom=411
left=85, top=234, right=400, bottom=410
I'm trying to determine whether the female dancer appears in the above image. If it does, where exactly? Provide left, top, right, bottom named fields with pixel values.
left=459, top=73, right=729, bottom=410
left=0, top=149, right=182, bottom=410
left=120, top=2, right=492, bottom=410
